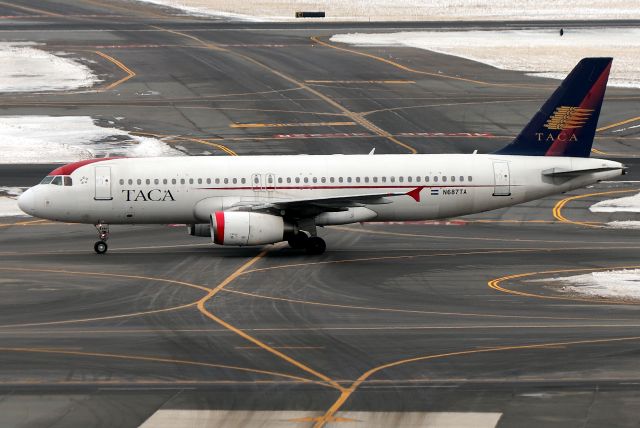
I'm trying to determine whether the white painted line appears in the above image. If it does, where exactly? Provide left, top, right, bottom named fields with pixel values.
left=140, top=410, right=502, bottom=427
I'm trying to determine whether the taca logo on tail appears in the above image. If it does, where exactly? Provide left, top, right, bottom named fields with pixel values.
left=495, top=57, right=612, bottom=158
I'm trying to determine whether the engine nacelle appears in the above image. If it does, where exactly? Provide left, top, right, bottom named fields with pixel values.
left=187, top=223, right=211, bottom=237
left=210, top=211, right=289, bottom=246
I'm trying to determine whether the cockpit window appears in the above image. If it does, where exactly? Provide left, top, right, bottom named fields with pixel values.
left=51, top=176, right=62, bottom=186
left=63, top=176, right=73, bottom=186
left=40, top=176, right=54, bottom=185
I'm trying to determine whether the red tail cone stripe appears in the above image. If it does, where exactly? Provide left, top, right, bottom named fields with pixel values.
left=214, top=211, right=225, bottom=244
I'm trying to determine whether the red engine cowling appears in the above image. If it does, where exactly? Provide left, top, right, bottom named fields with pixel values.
left=210, top=211, right=286, bottom=245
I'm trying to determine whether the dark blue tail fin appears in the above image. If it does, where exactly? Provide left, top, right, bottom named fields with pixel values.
left=495, top=57, right=612, bottom=157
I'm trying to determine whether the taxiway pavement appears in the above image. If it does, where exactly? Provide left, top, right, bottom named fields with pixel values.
left=1, top=1, right=640, bottom=427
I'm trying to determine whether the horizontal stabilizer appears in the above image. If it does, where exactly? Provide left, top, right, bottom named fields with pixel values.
left=542, top=166, right=624, bottom=176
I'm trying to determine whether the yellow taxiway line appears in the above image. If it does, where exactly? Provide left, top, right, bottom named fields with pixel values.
left=93, top=50, right=136, bottom=91
left=552, top=188, right=638, bottom=227
left=196, top=249, right=345, bottom=391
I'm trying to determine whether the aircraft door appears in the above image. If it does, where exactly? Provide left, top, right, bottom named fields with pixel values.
left=492, top=162, right=511, bottom=196
left=94, top=166, right=113, bottom=200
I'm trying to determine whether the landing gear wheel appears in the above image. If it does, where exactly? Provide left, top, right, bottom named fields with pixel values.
left=287, top=233, right=309, bottom=249
left=94, top=241, right=108, bottom=254
left=305, top=237, right=326, bottom=255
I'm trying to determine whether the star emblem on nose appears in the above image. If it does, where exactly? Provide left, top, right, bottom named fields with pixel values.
left=80, top=176, right=88, bottom=184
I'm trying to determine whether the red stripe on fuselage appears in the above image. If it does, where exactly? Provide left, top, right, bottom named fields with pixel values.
left=214, top=211, right=225, bottom=245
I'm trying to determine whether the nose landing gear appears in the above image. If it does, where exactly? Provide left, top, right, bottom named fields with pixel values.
left=94, top=223, right=109, bottom=254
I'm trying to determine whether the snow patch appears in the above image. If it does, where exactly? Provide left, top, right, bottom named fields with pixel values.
left=331, top=29, right=640, bottom=88
left=0, top=187, right=25, bottom=217
left=0, top=42, right=99, bottom=92
left=590, top=192, right=640, bottom=213
left=0, top=116, right=183, bottom=164
left=134, top=0, right=640, bottom=22
left=537, top=269, right=640, bottom=300
left=605, top=221, right=640, bottom=230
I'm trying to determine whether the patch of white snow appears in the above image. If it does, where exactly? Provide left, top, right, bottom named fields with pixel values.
left=0, top=187, right=25, bottom=217
left=331, top=29, right=640, bottom=88
left=590, top=193, right=640, bottom=213
left=0, top=116, right=183, bottom=164
left=537, top=269, right=640, bottom=300
left=134, top=0, right=640, bottom=22
left=0, top=42, right=99, bottom=92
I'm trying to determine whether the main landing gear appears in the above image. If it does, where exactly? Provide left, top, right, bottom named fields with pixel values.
left=94, top=223, right=109, bottom=254
left=287, top=232, right=326, bottom=255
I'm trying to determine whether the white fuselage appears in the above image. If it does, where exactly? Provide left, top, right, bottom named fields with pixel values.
left=19, top=154, right=623, bottom=225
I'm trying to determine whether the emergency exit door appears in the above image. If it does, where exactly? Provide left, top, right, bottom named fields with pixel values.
left=94, top=166, right=113, bottom=200
left=492, top=162, right=511, bottom=196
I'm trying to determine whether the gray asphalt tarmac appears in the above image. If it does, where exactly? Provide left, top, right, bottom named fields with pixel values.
left=1, top=1, right=640, bottom=427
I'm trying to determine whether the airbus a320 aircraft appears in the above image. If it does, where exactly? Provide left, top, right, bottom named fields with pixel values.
left=18, top=58, right=624, bottom=255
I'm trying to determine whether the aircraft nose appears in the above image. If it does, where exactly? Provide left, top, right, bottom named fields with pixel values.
left=17, top=188, right=35, bottom=215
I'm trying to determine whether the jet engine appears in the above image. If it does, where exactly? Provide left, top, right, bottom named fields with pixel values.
left=210, top=211, right=295, bottom=246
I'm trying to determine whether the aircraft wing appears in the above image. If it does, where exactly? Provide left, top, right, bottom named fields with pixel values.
left=226, top=191, right=406, bottom=217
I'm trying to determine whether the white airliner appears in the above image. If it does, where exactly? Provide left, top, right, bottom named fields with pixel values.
left=18, top=58, right=624, bottom=255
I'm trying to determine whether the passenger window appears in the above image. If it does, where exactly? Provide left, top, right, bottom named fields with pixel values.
left=468, top=176, right=473, bottom=182
left=241, top=178, right=246, bottom=184
left=442, top=176, right=447, bottom=182
left=364, top=177, right=369, bottom=183
left=338, top=177, right=343, bottom=183
left=287, top=177, right=292, bottom=183
left=206, top=178, right=211, bottom=184
left=198, top=178, right=202, bottom=184
left=51, top=176, right=62, bottom=186
left=180, top=179, right=185, bottom=185
left=321, top=177, right=326, bottom=183
left=382, top=177, right=386, bottom=183
left=312, top=177, right=317, bottom=183
left=137, top=179, right=142, bottom=185
left=233, top=178, right=238, bottom=184
left=399, top=177, right=404, bottom=183
left=128, top=179, right=133, bottom=185
left=425, top=176, right=430, bottom=182
left=278, top=177, right=283, bottom=184
left=416, top=176, right=421, bottom=182
left=215, top=178, right=220, bottom=184
left=390, top=177, right=395, bottom=183
left=119, top=179, right=124, bottom=185
left=155, top=179, right=160, bottom=185
left=304, top=177, right=309, bottom=183
left=373, top=177, right=378, bottom=183
left=347, top=177, right=352, bottom=183
left=407, top=176, right=412, bottom=183
left=434, top=176, right=438, bottom=182
left=63, top=176, right=72, bottom=186
left=330, top=177, right=335, bottom=183
left=146, top=179, right=150, bottom=185
left=172, top=179, right=177, bottom=185
left=460, top=176, right=464, bottom=182
left=355, top=177, right=360, bottom=183
left=224, top=178, right=228, bottom=184
left=189, top=178, right=193, bottom=184
left=451, top=176, right=455, bottom=182
left=295, top=177, right=300, bottom=183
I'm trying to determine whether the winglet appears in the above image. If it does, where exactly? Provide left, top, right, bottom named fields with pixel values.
left=407, top=187, right=423, bottom=202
